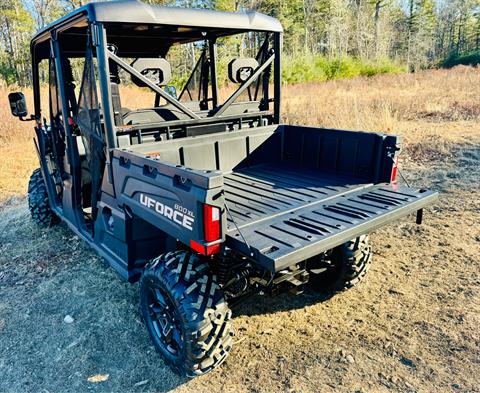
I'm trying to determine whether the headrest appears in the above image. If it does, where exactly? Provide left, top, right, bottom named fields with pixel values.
left=228, top=58, right=259, bottom=84
left=131, top=58, right=172, bottom=87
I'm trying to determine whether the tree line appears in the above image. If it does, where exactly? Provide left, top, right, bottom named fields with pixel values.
left=1, top=0, right=480, bottom=86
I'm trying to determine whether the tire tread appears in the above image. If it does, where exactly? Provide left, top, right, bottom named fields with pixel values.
left=141, top=251, right=233, bottom=377
left=27, top=168, right=58, bottom=227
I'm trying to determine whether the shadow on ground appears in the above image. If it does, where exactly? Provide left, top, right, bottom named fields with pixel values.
left=0, top=139, right=479, bottom=392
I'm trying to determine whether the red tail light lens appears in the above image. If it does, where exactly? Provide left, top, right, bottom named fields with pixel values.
left=190, top=240, right=220, bottom=256
left=204, top=204, right=220, bottom=242
left=391, top=157, right=398, bottom=183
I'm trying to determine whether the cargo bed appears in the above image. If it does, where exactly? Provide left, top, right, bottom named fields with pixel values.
left=224, top=162, right=436, bottom=271
left=224, top=163, right=370, bottom=229
left=127, top=124, right=438, bottom=271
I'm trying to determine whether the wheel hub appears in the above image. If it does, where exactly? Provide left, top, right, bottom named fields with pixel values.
left=148, top=287, right=183, bottom=356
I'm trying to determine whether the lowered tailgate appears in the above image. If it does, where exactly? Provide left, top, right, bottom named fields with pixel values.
left=225, top=183, right=437, bottom=271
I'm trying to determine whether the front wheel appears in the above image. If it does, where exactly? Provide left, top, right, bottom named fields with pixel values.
left=27, top=168, right=59, bottom=227
left=307, top=235, right=373, bottom=292
left=140, top=251, right=234, bottom=377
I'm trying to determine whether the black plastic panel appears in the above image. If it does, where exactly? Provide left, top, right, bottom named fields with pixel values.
left=224, top=163, right=371, bottom=229
left=225, top=164, right=437, bottom=271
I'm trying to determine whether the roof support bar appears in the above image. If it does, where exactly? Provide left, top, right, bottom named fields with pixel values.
left=273, top=32, right=282, bottom=124
left=212, top=53, right=275, bottom=118
left=209, top=39, right=218, bottom=108
left=108, top=51, right=200, bottom=120
left=94, top=23, right=117, bottom=150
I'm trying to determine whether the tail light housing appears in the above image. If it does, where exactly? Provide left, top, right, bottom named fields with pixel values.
left=204, top=204, right=221, bottom=242
left=391, top=156, right=398, bottom=183
left=190, top=204, right=221, bottom=256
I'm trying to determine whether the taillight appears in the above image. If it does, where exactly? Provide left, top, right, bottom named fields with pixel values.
left=391, top=156, right=398, bottom=183
left=190, top=240, right=220, bottom=256
left=204, top=204, right=220, bottom=242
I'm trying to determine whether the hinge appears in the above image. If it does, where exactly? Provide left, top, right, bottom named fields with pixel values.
left=385, top=144, right=400, bottom=159
left=91, top=23, right=101, bottom=47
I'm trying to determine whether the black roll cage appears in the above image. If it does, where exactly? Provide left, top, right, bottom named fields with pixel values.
left=178, top=45, right=209, bottom=103
left=108, top=50, right=201, bottom=120
left=29, top=17, right=282, bottom=241
left=32, top=19, right=282, bottom=152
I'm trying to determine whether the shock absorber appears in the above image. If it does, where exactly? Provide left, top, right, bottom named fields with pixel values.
left=212, top=255, right=231, bottom=285
left=224, top=267, right=251, bottom=289
left=211, top=251, right=253, bottom=298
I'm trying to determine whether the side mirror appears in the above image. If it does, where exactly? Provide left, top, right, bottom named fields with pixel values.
left=8, top=92, right=28, bottom=118
left=164, top=85, right=177, bottom=100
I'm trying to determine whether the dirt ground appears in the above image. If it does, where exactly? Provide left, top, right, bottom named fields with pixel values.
left=1, top=69, right=480, bottom=392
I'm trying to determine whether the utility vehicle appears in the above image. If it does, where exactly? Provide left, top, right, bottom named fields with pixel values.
left=9, top=0, right=437, bottom=376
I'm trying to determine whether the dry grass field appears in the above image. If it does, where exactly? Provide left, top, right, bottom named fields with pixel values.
left=1, top=67, right=478, bottom=198
left=1, top=67, right=478, bottom=197
left=0, top=67, right=479, bottom=393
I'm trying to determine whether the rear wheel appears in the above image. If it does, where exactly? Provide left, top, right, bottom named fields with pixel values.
left=140, top=251, right=234, bottom=376
left=27, top=168, right=59, bottom=227
left=307, top=235, right=372, bottom=292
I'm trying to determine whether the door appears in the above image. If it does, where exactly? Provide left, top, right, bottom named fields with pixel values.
left=36, top=56, right=67, bottom=208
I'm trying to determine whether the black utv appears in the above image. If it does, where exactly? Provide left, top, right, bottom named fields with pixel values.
left=8, top=0, right=437, bottom=376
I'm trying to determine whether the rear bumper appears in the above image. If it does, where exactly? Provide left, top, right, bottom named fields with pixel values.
left=226, top=183, right=438, bottom=272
